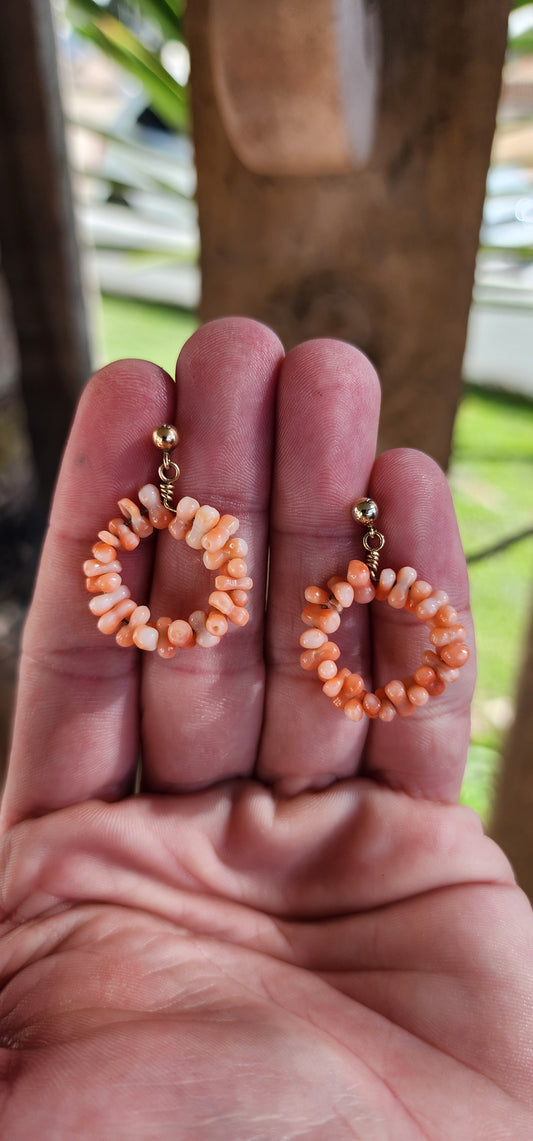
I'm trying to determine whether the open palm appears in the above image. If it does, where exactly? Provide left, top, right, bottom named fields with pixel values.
left=1, top=320, right=532, bottom=1140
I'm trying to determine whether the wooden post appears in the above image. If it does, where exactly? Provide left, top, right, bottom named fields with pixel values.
left=490, top=594, right=533, bottom=901
left=188, top=0, right=510, bottom=468
left=0, top=0, right=92, bottom=506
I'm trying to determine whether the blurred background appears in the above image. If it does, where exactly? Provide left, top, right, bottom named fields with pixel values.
left=0, top=1, right=532, bottom=886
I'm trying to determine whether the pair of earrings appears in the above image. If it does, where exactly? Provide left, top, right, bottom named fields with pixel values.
left=84, top=424, right=469, bottom=723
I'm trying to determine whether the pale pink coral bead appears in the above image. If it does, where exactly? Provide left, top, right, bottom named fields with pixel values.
left=169, top=496, right=200, bottom=541
left=202, top=515, right=239, bottom=553
left=177, top=496, right=200, bottom=523
left=118, top=498, right=153, bottom=539
left=138, top=484, right=174, bottom=530
left=108, top=518, right=140, bottom=551
left=85, top=572, right=122, bottom=595
left=317, top=659, right=337, bottom=681
left=301, top=603, right=341, bottom=634
left=97, top=598, right=136, bottom=635
left=189, top=610, right=221, bottom=647
left=305, top=585, right=330, bottom=605
left=387, top=566, right=417, bottom=609
left=327, top=577, right=354, bottom=609
left=206, top=611, right=229, bottom=637
left=167, top=619, right=194, bottom=648
left=84, top=558, right=122, bottom=578
left=186, top=504, right=220, bottom=549
left=89, top=584, right=131, bottom=616
left=133, top=624, right=159, bottom=651
left=155, top=617, right=177, bottom=659
left=209, top=591, right=249, bottom=627
left=415, top=589, right=449, bottom=621
left=374, top=568, right=396, bottom=601
left=97, top=530, right=120, bottom=548
left=215, top=574, right=253, bottom=592
left=92, top=541, right=117, bottom=564
left=226, top=558, right=248, bottom=578
left=299, top=629, right=328, bottom=649
left=116, top=606, right=151, bottom=648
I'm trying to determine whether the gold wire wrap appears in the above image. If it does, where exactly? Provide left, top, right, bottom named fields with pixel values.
left=362, top=528, right=385, bottom=583
left=157, top=459, right=180, bottom=512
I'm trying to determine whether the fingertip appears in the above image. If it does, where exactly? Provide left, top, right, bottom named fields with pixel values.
left=176, top=317, right=285, bottom=387
left=81, top=358, right=173, bottom=409
left=283, top=337, right=380, bottom=401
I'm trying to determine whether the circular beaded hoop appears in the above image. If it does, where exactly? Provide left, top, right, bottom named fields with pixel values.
left=300, top=499, right=469, bottom=722
left=84, top=425, right=252, bottom=656
left=84, top=484, right=251, bottom=655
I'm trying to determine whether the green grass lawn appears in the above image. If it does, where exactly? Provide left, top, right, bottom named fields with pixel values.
left=100, top=294, right=533, bottom=823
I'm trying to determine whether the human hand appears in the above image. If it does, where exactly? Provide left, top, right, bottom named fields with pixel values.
left=1, top=320, right=532, bottom=1139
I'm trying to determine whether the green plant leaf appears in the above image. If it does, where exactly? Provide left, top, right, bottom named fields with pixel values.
left=68, top=1, right=188, bottom=129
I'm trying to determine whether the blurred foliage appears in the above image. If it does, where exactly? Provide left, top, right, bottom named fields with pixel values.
left=67, top=0, right=188, bottom=130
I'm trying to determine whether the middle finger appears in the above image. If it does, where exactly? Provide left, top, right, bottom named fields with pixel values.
left=258, top=339, right=381, bottom=792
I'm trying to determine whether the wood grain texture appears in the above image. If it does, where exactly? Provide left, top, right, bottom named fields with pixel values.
left=188, top=0, right=510, bottom=467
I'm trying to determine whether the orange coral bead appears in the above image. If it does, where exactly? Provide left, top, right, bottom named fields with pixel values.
left=322, top=668, right=351, bottom=698
left=299, top=629, right=328, bottom=649
left=344, top=697, right=364, bottom=722
left=97, top=598, right=136, bottom=635
left=305, top=585, right=330, bottom=605
left=91, top=541, right=117, bottom=564
left=363, top=692, right=381, bottom=718
left=300, top=642, right=340, bottom=671
left=301, top=603, right=341, bottom=634
left=430, top=624, right=466, bottom=648
left=209, top=591, right=249, bottom=626
left=387, top=566, right=417, bottom=609
left=202, top=515, right=239, bottom=552
left=384, top=679, right=414, bottom=717
left=327, top=577, right=354, bottom=609
left=206, top=611, right=229, bottom=637
left=167, top=619, right=194, bottom=648
left=374, top=568, right=396, bottom=601
left=155, top=617, right=177, bottom=659
left=439, top=641, right=470, bottom=669
left=343, top=672, right=365, bottom=698
left=85, top=572, right=122, bottom=594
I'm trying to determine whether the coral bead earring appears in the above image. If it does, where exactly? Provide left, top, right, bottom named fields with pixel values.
left=84, top=425, right=252, bottom=656
left=300, top=498, right=469, bottom=722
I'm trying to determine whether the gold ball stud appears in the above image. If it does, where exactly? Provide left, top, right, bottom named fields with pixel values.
left=351, top=497, right=379, bottom=525
left=152, top=424, right=179, bottom=451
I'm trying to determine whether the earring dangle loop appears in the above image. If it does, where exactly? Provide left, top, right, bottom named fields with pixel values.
left=300, top=497, right=469, bottom=722
left=84, top=425, right=252, bottom=656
